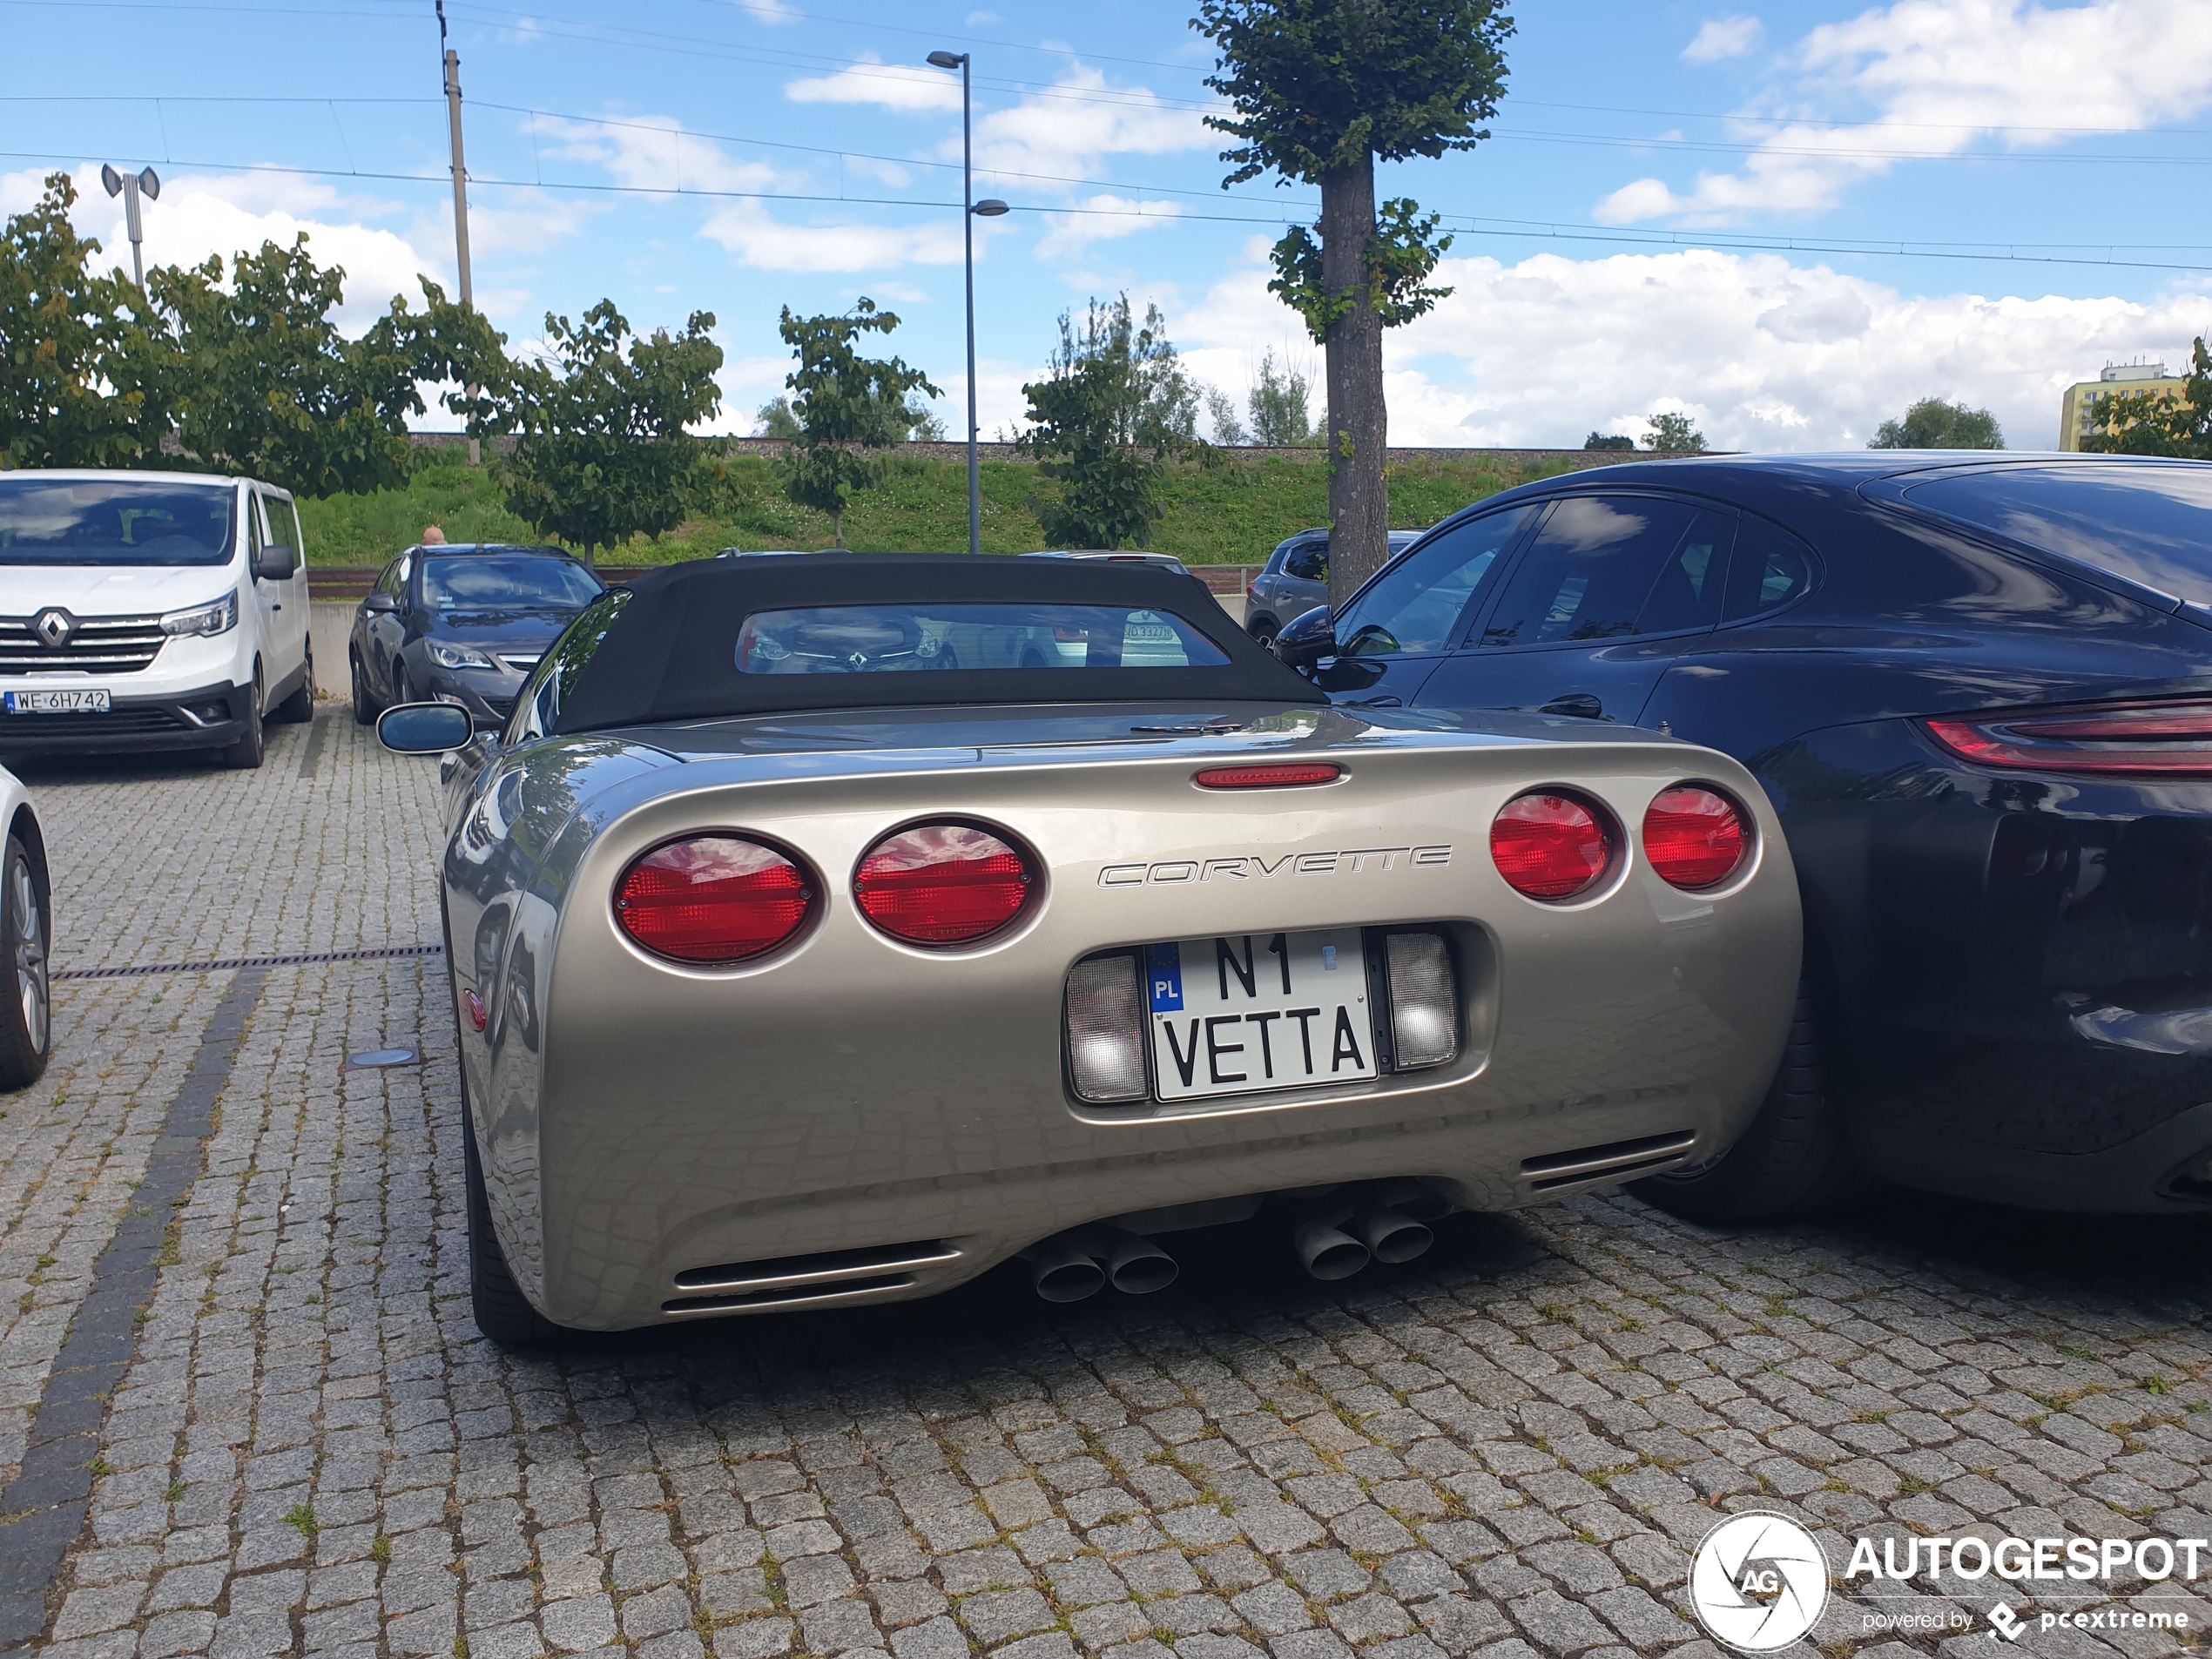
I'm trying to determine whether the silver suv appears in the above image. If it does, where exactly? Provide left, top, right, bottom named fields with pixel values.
left=1245, top=528, right=1423, bottom=644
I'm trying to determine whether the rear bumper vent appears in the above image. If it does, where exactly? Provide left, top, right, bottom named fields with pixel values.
left=1520, top=1131, right=1697, bottom=1192
left=664, top=1239, right=960, bottom=1317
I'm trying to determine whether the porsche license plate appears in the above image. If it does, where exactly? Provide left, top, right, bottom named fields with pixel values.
left=5, top=689, right=110, bottom=714
left=1146, top=929, right=1377, bottom=1101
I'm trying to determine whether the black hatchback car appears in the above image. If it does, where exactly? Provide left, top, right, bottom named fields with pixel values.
left=349, top=544, right=604, bottom=729
left=1275, top=454, right=2212, bottom=1218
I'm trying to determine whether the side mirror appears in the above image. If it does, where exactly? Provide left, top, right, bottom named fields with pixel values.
left=252, top=543, right=297, bottom=581
left=1272, top=604, right=1338, bottom=672
left=377, top=701, right=474, bottom=754
left=361, top=591, right=397, bottom=613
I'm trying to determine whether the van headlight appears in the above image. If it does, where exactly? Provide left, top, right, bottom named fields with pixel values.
left=160, top=594, right=239, bottom=637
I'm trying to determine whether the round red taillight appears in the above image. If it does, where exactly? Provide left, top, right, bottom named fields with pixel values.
left=1490, top=792, right=1613, bottom=900
left=1643, top=786, right=1748, bottom=889
left=614, top=836, right=814, bottom=964
left=854, top=824, right=1035, bottom=945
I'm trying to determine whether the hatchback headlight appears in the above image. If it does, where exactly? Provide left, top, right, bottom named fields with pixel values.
left=159, top=593, right=238, bottom=637
left=429, top=641, right=497, bottom=670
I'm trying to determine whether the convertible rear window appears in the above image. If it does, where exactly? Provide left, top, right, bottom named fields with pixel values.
left=736, top=604, right=1231, bottom=674
left=1902, top=465, right=2212, bottom=606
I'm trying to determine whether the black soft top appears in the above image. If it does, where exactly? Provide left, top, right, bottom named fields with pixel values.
left=554, top=554, right=1325, bottom=732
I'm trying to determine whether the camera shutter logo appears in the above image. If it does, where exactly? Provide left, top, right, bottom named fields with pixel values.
left=1689, top=1513, right=1831, bottom=1652
left=32, top=610, right=73, bottom=650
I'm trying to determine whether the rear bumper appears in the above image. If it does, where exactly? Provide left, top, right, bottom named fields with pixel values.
left=1780, top=718, right=2212, bottom=1210
left=0, top=679, right=248, bottom=754
left=1859, top=1097, right=2212, bottom=1214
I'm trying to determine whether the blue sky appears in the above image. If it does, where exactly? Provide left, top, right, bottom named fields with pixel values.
left=6, top=0, right=2212, bottom=450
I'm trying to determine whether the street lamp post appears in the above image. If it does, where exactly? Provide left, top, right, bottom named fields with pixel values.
left=927, top=50, right=1008, bottom=556
left=99, top=164, right=159, bottom=287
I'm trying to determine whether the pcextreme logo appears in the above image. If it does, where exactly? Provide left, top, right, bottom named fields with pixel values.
left=1689, top=1514, right=1831, bottom=1652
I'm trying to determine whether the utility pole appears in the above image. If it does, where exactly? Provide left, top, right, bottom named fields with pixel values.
left=439, top=0, right=481, bottom=465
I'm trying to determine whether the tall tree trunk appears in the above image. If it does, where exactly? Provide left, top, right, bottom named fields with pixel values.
left=1320, top=153, right=1388, bottom=612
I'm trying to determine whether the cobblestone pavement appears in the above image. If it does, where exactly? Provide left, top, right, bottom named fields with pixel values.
left=5, top=715, right=2212, bottom=1659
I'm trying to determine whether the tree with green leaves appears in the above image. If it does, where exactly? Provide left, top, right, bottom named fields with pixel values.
left=1584, top=431, right=1635, bottom=451
left=1020, top=296, right=1196, bottom=550
left=1195, top=0, right=1514, bottom=605
left=0, top=172, right=162, bottom=469
left=1248, top=349, right=1314, bottom=446
left=493, top=300, right=723, bottom=563
left=147, top=237, right=501, bottom=497
left=778, top=299, right=941, bottom=547
left=1868, top=396, right=2005, bottom=450
left=1643, top=412, right=1707, bottom=455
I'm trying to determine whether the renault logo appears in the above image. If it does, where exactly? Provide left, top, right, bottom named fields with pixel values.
left=31, top=610, right=73, bottom=649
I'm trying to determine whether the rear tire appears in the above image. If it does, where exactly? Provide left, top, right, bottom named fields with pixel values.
left=274, top=639, right=314, bottom=724
left=223, top=669, right=265, bottom=770
left=1248, top=616, right=1278, bottom=647
left=465, top=1123, right=556, bottom=1345
left=1631, top=966, right=1870, bottom=1222
left=0, top=834, right=52, bottom=1091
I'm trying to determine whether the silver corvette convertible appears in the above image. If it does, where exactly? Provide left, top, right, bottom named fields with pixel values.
left=378, top=555, right=1803, bottom=1342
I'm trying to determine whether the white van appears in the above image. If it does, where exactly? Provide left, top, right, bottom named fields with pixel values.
left=0, top=469, right=314, bottom=769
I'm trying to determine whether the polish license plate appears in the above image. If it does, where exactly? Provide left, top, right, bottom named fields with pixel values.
left=1145, top=929, right=1377, bottom=1101
left=4, top=689, right=109, bottom=714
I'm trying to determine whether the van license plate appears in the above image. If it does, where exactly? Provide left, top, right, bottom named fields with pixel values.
left=1146, top=930, right=1377, bottom=1102
left=5, top=690, right=110, bottom=714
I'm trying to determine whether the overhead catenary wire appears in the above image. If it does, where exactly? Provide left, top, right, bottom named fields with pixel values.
left=3, top=142, right=2207, bottom=273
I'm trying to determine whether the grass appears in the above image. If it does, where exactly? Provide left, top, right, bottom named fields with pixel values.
left=293, top=450, right=1578, bottom=569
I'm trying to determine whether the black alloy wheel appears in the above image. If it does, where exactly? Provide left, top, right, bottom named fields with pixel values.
left=224, top=666, right=266, bottom=771
left=274, top=637, right=315, bottom=724
left=0, top=833, right=51, bottom=1090
left=1631, top=963, right=1870, bottom=1221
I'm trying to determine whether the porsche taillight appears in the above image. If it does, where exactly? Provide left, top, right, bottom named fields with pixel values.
left=1925, top=699, right=2212, bottom=778
left=854, top=823, right=1035, bottom=945
left=614, top=836, right=814, bottom=964
left=1642, top=786, right=1749, bottom=889
left=1490, top=792, right=1614, bottom=900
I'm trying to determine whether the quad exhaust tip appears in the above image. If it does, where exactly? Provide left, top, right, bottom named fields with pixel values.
left=1295, top=1182, right=1449, bottom=1281
left=1022, top=1227, right=1178, bottom=1302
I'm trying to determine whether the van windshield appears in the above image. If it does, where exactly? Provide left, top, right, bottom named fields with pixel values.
left=0, top=477, right=235, bottom=566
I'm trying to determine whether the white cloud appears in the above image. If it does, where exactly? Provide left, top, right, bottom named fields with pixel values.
left=965, top=10, right=1001, bottom=22
left=1683, top=15, right=1764, bottom=61
left=1176, top=242, right=2212, bottom=451
left=968, top=66, right=1215, bottom=181
left=1033, top=194, right=1184, bottom=259
left=737, top=0, right=801, bottom=21
left=698, top=199, right=977, bottom=271
left=1602, top=0, right=2212, bottom=225
left=786, top=56, right=963, bottom=114
left=61, top=166, right=440, bottom=333
left=530, top=112, right=787, bottom=197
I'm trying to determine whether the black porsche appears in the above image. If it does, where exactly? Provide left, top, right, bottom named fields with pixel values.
left=1275, top=453, right=2212, bottom=1217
